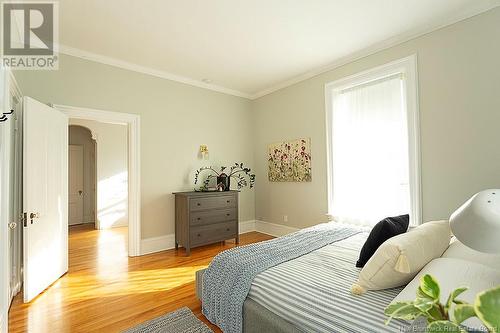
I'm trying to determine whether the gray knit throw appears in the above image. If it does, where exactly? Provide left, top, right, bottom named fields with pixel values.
left=202, top=222, right=362, bottom=333
left=124, top=307, right=212, bottom=333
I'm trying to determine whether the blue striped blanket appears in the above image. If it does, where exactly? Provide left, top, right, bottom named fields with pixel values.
left=201, top=222, right=362, bottom=333
left=248, top=233, right=409, bottom=332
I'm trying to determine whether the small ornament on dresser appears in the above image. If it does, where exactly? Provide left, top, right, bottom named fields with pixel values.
left=194, top=163, right=255, bottom=192
left=217, top=173, right=230, bottom=191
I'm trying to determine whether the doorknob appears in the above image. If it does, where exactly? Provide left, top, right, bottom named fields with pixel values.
left=9, top=222, right=17, bottom=229
left=29, top=212, right=40, bottom=224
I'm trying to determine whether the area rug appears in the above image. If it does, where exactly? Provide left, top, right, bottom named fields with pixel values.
left=124, top=307, right=213, bottom=333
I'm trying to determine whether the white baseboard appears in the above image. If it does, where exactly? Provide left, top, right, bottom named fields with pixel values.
left=139, top=220, right=300, bottom=255
left=239, top=220, right=256, bottom=234
left=83, top=214, right=95, bottom=224
left=254, top=220, right=299, bottom=237
left=96, top=221, right=128, bottom=230
left=140, top=220, right=258, bottom=255
left=140, top=233, right=176, bottom=255
left=111, top=221, right=128, bottom=228
left=0, top=312, right=6, bottom=333
left=10, top=280, right=21, bottom=302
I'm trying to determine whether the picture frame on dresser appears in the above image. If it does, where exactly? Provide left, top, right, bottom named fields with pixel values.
left=173, top=190, right=239, bottom=256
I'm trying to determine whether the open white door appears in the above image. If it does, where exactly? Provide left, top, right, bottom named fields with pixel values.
left=23, top=97, right=68, bottom=303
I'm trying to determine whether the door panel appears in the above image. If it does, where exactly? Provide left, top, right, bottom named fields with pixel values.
left=23, top=97, right=68, bottom=303
left=69, top=145, right=84, bottom=225
left=9, top=89, right=22, bottom=298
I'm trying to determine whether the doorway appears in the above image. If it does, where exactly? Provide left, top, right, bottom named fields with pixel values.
left=69, top=126, right=96, bottom=227
left=68, top=121, right=129, bottom=234
left=7, top=99, right=141, bottom=306
left=55, top=104, right=141, bottom=257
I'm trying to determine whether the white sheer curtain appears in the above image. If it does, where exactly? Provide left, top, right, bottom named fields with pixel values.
left=331, top=75, right=410, bottom=226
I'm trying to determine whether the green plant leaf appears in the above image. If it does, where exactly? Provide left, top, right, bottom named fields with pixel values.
left=446, top=287, right=469, bottom=310
left=453, top=299, right=467, bottom=305
left=414, top=296, right=436, bottom=312
left=474, top=286, right=500, bottom=333
left=384, top=302, right=423, bottom=325
left=427, top=320, right=466, bottom=333
left=453, top=304, right=476, bottom=325
left=420, top=275, right=440, bottom=300
left=427, top=304, right=447, bottom=321
left=417, top=286, right=430, bottom=299
left=415, top=285, right=439, bottom=313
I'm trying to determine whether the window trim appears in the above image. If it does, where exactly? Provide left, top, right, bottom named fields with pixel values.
left=324, top=55, right=422, bottom=226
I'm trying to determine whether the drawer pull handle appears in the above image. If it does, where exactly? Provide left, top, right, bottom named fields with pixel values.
left=197, top=203, right=201, bottom=206
left=197, top=233, right=201, bottom=237
left=226, top=228, right=230, bottom=231
left=226, top=213, right=230, bottom=216
left=226, top=200, right=230, bottom=203
left=197, top=217, right=201, bottom=220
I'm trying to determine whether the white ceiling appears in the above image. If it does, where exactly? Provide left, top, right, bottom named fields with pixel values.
left=59, top=0, right=499, bottom=98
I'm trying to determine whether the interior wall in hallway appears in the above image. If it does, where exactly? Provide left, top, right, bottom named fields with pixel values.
left=70, top=119, right=128, bottom=229
left=69, top=125, right=96, bottom=225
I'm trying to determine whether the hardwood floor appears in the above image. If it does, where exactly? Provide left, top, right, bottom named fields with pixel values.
left=8, top=224, right=273, bottom=333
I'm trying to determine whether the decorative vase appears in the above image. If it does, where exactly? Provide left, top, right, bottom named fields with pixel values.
left=217, top=173, right=230, bottom=191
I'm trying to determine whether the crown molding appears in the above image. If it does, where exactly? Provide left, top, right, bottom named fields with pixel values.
left=57, top=3, right=499, bottom=101
left=250, top=2, right=500, bottom=99
left=58, top=44, right=253, bottom=99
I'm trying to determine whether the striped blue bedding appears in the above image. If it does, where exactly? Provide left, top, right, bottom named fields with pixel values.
left=248, top=232, right=410, bottom=333
left=202, top=223, right=362, bottom=333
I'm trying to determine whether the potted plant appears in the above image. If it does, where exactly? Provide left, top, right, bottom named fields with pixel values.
left=194, top=163, right=255, bottom=191
left=385, top=274, right=500, bottom=332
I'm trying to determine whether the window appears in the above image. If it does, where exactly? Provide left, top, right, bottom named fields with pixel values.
left=325, top=56, right=421, bottom=227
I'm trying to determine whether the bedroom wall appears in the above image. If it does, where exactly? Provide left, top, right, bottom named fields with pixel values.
left=14, top=54, right=255, bottom=242
left=13, top=7, right=500, bottom=242
left=252, top=7, right=500, bottom=229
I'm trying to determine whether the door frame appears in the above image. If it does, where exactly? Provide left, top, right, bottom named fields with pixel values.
left=0, top=68, right=22, bottom=333
left=52, top=104, right=141, bottom=257
left=8, top=73, right=22, bottom=301
left=0, top=67, right=10, bottom=333
left=0, top=112, right=8, bottom=333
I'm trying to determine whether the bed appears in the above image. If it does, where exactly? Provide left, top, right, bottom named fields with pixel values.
left=196, top=228, right=410, bottom=333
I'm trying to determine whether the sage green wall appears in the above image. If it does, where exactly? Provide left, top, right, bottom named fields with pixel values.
left=253, top=8, right=500, bottom=228
left=14, top=55, right=255, bottom=239
left=14, top=7, right=500, bottom=238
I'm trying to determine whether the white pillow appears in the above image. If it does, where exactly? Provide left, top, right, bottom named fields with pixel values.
left=442, top=238, right=500, bottom=271
left=352, top=220, right=451, bottom=294
left=391, top=258, right=500, bottom=331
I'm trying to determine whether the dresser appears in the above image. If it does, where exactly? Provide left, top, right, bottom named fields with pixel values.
left=173, top=191, right=239, bottom=255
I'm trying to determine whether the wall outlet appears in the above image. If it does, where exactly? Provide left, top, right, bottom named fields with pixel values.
left=283, top=215, right=288, bottom=222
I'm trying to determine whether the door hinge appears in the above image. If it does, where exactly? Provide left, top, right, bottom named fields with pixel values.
left=22, top=212, right=27, bottom=227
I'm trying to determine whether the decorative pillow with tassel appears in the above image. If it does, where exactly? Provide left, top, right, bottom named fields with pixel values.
left=351, top=220, right=451, bottom=295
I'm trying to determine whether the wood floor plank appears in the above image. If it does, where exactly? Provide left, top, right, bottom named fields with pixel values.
left=8, top=224, right=273, bottom=333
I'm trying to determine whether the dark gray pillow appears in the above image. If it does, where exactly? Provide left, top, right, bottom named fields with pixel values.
left=356, top=214, right=410, bottom=268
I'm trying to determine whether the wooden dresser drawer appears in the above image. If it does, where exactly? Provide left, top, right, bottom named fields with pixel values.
left=190, top=208, right=237, bottom=226
left=174, top=190, right=239, bottom=255
left=190, top=221, right=237, bottom=246
left=189, top=195, right=236, bottom=211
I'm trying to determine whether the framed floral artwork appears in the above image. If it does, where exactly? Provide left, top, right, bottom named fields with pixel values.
left=268, top=138, right=311, bottom=182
